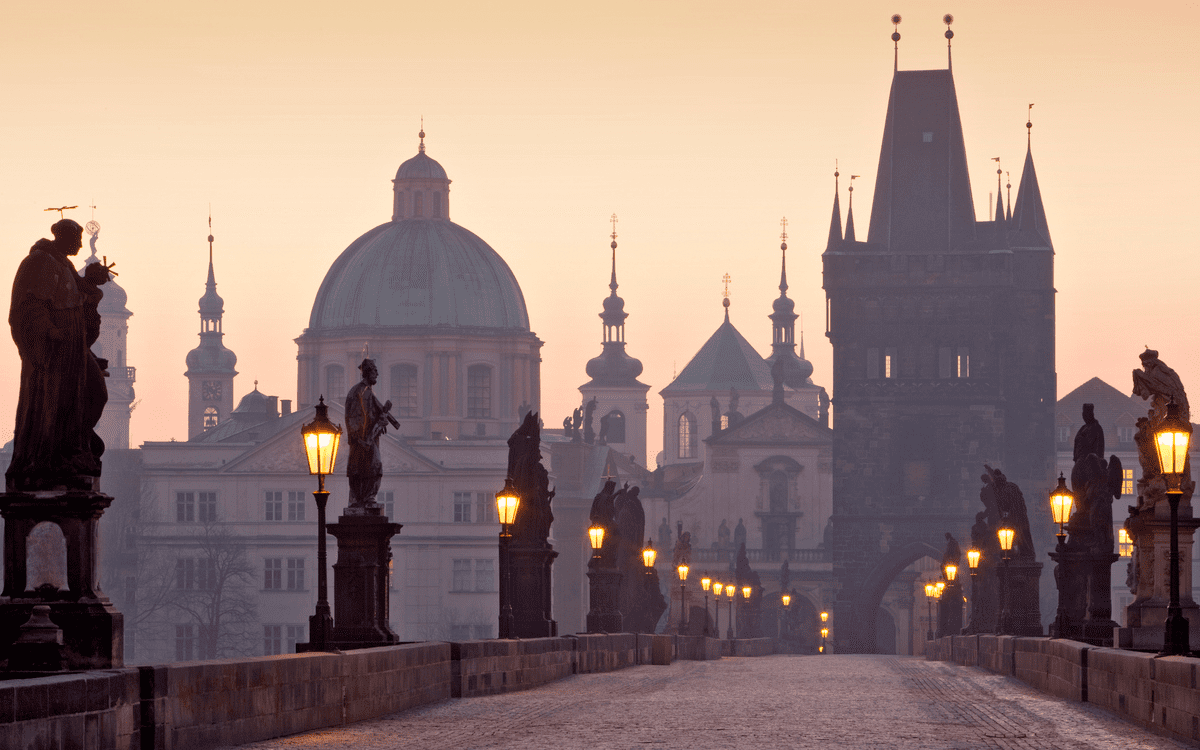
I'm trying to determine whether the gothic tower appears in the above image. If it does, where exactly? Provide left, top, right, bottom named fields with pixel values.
left=185, top=220, right=237, bottom=439
left=86, top=227, right=136, bottom=449
left=823, top=29, right=1056, bottom=652
left=579, top=220, right=650, bottom=464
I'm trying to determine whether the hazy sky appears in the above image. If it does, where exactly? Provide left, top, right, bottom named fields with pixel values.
left=2, top=1, right=1197, bottom=460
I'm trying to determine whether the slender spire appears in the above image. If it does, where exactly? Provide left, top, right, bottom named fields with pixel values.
left=992, top=158, right=1004, bottom=222
left=585, top=213, right=643, bottom=387
left=1005, top=171, right=1012, bottom=221
left=845, top=175, right=858, bottom=242
left=799, top=326, right=806, bottom=360
left=418, top=117, right=426, bottom=154
left=891, top=15, right=902, bottom=72
left=826, top=165, right=843, bottom=250
left=722, top=273, right=731, bottom=323
left=778, top=217, right=788, bottom=293
left=944, top=14, right=954, bottom=70
left=609, top=213, right=619, bottom=292
left=1011, top=117, right=1051, bottom=247
left=1026, top=104, right=1034, bottom=147
left=206, top=211, right=217, bottom=292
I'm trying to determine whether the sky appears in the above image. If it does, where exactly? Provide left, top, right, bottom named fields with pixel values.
left=1, top=1, right=1198, bottom=461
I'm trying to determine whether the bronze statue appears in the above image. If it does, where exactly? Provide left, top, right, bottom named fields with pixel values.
left=345, top=359, right=398, bottom=509
left=7, top=219, right=110, bottom=491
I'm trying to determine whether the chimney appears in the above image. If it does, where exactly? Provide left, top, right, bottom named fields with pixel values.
left=281, top=399, right=292, bottom=416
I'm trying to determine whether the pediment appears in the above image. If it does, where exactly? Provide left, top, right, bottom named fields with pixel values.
left=709, top=403, right=831, bottom=446
left=222, top=424, right=439, bottom=475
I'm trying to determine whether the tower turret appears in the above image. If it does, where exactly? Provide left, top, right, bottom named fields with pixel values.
left=185, top=217, right=238, bottom=439
left=766, top=219, right=813, bottom=387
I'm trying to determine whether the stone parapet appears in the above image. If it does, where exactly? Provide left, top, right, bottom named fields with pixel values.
left=0, top=668, right=140, bottom=750
left=450, top=637, right=575, bottom=698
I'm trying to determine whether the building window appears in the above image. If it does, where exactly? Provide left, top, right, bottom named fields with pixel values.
left=1122, top=468, right=1134, bottom=496
left=197, top=492, right=217, bottom=523
left=474, top=559, right=495, bottom=592
left=432, top=192, right=442, bottom=218
left=867, top=347, right=880, bottom=379
left=414, top=191, right=424, bottom=217
left=922, top=131, right=933, bottom=142
left=452, top=559, right=471, bottom=592
left=264, top=558, right=282, bottom=590
left=474, top=491, right=491, bottom=524
left=265, top=491, right=283, bottom=521
left=176, top=492, right=195, bottom=523
left=467, top=365, right=492, bottom=418
left=287, top=558, right=305, bottom=591
left=175, top=558, right=193, bottom=590
left=678, top=413, right=695, bottom=459
left=287, top=491, right=306, bottom=521
left=176, top=558, right=216, bottom=590
left=175, top=624, right=196, bottom=661
left=391, top=364, right=419, bottom=418
left=453, top=492, right=472, bottom=523
left=380, top=490, right=394, bottom=521
left=956, top=348, right=970, bottom=378
left=1117, top=425, right=1134, bottom=444
left=202, top=407, right=219, bottom=428
left=286, top=625, right=305, bottom=652
left=720, top=415, right=729, bottom=430
left=938, top=347, right=969, bottom=378
left=326, top=364, right=345, bottom=401
left=885, top=348, right=896, bottom=379
left=1056, top=425, right=1071, bottom=444
left=264, top=625, right=282, bottom=656
left=605, top=411, right=626, bottom=443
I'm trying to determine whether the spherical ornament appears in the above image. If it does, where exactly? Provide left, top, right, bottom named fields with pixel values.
left=208, top=235, right=214, bottom=243
left=891, top=13, right=902, bottom=24
left=892, top=32, right=901, bottom=42
left=85, top=220, right=100, bottom=236
left=780, top=242, right=787, bottom=251
left=943, top=14, right=954, bottom=24
left=722, top=298, right=730, bottom=309
left=611, top=240, right=617, bottom=250
left=945, top=29, right=954, bottom=39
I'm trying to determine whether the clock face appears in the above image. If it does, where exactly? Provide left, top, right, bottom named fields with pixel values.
left=202, top=381, right=223, bottom=401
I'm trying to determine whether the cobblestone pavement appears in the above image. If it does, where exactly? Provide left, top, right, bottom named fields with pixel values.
left=227, top=656, right=1193, bottom=750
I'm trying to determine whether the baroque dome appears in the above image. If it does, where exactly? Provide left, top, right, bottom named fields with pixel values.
left=395, top=151, right=448, bottom=181
left=307, top=218, right=530, bottom=332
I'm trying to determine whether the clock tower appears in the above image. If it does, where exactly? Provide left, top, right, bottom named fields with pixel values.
left=185, top=219, right=238, bottom=439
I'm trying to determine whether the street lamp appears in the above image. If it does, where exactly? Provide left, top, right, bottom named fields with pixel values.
left=997, top=517, right=1015, bottom=635
left=496, top=478, right=521, bottom=639
left=924, top=582, right=937, bottom=641
left=642, top=539, right=657, bottom=569
left=301, top=396, right=341, bottom=651
left=966, top=548, right=981, bottom=632
left=677, top=564, right=689, bottom=632
left=1049, top=473, right=1075, bottom=639
left=820, top=626, right=829, bottom=653
left=780, top=592, right=791, bottom=643
left=820, top=610, right=829, bottom=624
left=1154, top=397, right=1192, bottom=656
left=701, top=574, right=712, bottom=636
left=588, top=524, right=605, bottom=559
left=726, top=585, right=735, bottom=639
left=713, top=582, right=724, bottom=639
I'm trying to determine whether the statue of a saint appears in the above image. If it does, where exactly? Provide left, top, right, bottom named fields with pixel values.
left=717, top=519, right=731, bottom=550
left=583, top=397, right=597, bottom=444
left=7, top=219, right=110, bottom=491
left=345, top=359, right=398, bottom=509
left=657, top=517, right=671, bottom=551
left=733, top=517, right=747, bottom=551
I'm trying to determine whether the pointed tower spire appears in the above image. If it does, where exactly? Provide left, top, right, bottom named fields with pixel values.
left=845, top=175, right=859, bottom=242
left=778, top=216, right=789, bottom=294
left=944, top=14, right=954, bottom=70
left=992, top=158, right=1004, bottom=222
left=609, top=213, right=619, bottom=293
left=186, top=211, right=238, bottom=439
left=768, top=221, right=813, bottom=387
left=1011, top=111, right=1052, bottom=247
left=826, top=165, right=843, bottom=250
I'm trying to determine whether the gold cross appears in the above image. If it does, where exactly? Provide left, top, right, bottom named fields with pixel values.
left=779, top=217, right=788, bottom=243
left=722, top=273, right=731, bottom=299
left=610, top=213, right=618, bottom=242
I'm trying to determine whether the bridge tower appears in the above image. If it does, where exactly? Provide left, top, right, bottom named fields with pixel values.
left=823, top=40, right=1056, bottom=652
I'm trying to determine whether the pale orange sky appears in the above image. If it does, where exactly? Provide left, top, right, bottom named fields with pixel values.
left=1, top=1, right=1198, bottom=461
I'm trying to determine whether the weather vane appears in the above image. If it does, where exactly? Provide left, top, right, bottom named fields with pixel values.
left=44, top=205, right=77, bottom=219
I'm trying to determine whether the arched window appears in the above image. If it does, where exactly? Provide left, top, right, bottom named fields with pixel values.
left=413, top=192, right=424, bottom=217
left=391, top=363, right=419, bottom=418
left=202, top=407, right=219, bottom=428
left=467, top=364, right=491, bottom=418
left=769, top=470, right=788, bottom=512
left=326, top=364, right=345, bottom=401
left=678, top=413, right=695, bottom=459
left=604, top=410, right=626, bottom=443
left=394, top=191, right=404, bottom=218
left=432, top=192, right=442, bottom=218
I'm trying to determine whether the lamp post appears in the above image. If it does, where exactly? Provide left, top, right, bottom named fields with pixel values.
left=924, top=582, right=936, bottom=641
left=741, top=585, right=751, bottom=639
left=781, top=593, right=791, bottom=642
left=820, top=627, right=829, bottom=653
left=713, top=582, right=724, bottom=639
left=701, top=574, right=712, bottom=636
left=942, top=561, right=960, bottom=637
left=966, top=548, right=981, bottom=632
left=300, top=396, right=341, bottom=651
left=819, top=610, right=829, bottom=654
left=726, top=585, right=735, bottom=639
left=1155, top=397, right=1192, bottom=655
left=1049, top=473, right=1075, bottom=639
left=997, top=518, right=1015, bottom=635
left=496, top=479, right=521, bottom=639
left=586, top=522, right=621, bottom=633
left=677, top=564, right=689, bottom=632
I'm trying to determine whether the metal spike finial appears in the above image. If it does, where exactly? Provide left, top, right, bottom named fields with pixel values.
left=944, top=14, right=955, bottom=66
left=722, top=273, right=732, bottom=314
left=419, top=116, right=426, bottom=153
left=891, top=14, right=902, bottom=70
left=608, top=213, right=619, bottom=292
left=779, top=217, right=789, bottom=294
left=44, top=205, right=77, bottom=219
left=1027, top=103, right=1034, bottom=146
left=780, top=216, right=788, bottom=247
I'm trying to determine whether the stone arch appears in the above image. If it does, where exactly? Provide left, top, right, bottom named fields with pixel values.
left=845, top=540, right=941, bottom=653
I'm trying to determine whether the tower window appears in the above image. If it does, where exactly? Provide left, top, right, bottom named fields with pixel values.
left=391, top=364, right=419, bottom=418
left=467, top=365, right=492, bottom=418
left=956, top=348, right=970, bottom=378
left=326, top=364, right=345, bottom=400
left=922, top=132, right=933, bottom=142
left=678, top=413, right=696, bottom=459
left=202, top=407, right=219, bottom=428
left=604, top=410, right=626, bottom=443
left=414, top=191, right=424, bottom=217
left=432, top=192, right=442, bottom=218
left=885, top=348, right=896, bottom=379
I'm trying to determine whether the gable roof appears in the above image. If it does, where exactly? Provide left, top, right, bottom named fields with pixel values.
left=1056, top=377, right=1143, bottom=447
left=661, top=313, right=772, bottom=395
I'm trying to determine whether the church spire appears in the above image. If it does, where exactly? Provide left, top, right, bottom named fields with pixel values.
left=1011, top=114, right=1052, bottom=247
left=186, top=211, right=238, bottom=439
left=584, top=214, right=643, bottom=388
left=844, top=175, right=858, bottom=242
left=767, top=220, right=813, bottom=387
left=826, top=166, right=843, bottom=250
left=993, top=158, right=1005, bottom=222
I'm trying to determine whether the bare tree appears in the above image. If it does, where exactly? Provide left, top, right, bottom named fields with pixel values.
left=169, top=519, right=258, bottom=659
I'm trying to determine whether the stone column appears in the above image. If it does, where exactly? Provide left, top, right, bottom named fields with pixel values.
left=1118, top=492, right=1200, bottom=649
left=327, top=512, right=402, bottom=648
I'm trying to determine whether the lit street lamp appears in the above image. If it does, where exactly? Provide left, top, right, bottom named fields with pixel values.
left=677, top=564, right=689, bottom=632
left=966, top=548, right=981, bottom=632
left=642, top=539, right=657, bottom=570
left=713, top=582, right=724, bottom=639
left=996, top=517, right=1015, bottom=635
left=586, top=522, right=621, bottom=633
left=1049, top=473, right=1075, bottom=639
left=924, top=582, right=937, bottom=641
left=300, top=396, right=341, bottom=651
left=726, top=585, right=735, bottom=639
left=780, top=592, right=791, bottom=642
left=1155, top=397, right=1192, bottom=656
left=701, top=574, right=712, bottom=636
left=820, top=627, right=829, bottom=653
left=496, top=479, right=521, bottom=639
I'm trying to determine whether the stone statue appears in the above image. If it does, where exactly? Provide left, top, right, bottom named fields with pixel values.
left=733, top=518, right=747, bottom=552
left=735, top=543, right=764, bottom=637
left=597, top=412, right=610, bottom=445
left=727, top=387, right=742, bottom=427
left=657, top=517, right=671, bottom=552
left=570, top=407, right=583, bottom=443
left=717, top=519, right=731, bottom=550
left=7, top=219, right=111, bottom=491
left=562, top=416, right=572, bottom=436
left=1131, top=348, right=1192, bottom=492
left=589, top=480, right=619, bottom=564
left=583, top=397, right=597, bottom=444
left=818, top=389, right=830, bottom=428
left=671, top=528, right=692, bottom=569
left=1073, top=403, right=1104, bottom=465
left=980, top=465, right=1035, bottom=560
left=1069, top=404, right=1123, bottom=555
left=508, top=411, right=555, bottom=546
left=710, top=396, right=721, bottom=434
left=345, top=359, right=399, bottom=509
left=942, top=532, right=962, bottom=569
left=779, top=558, right=790, bottom=595
left=771, top=357, right=785, bottom=403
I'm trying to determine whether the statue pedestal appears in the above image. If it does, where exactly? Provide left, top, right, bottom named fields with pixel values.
left=938, top=580, right=964, bottom=637
left=511, top=544, right=557, bottom=638
left=0, top=491, right=123, bottom=672
left=586, top=565, right=622, bottom=633
left=327, top=511, right=402, bottom=649
left=1117, top=501, right=1200, bottom=650
left=1000, top=560, right=1043, bottom=637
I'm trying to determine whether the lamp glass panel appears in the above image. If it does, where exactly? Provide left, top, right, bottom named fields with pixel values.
left=997, top=527, right=1015, bottom=551
left=588, top=526, right=605, bottom=550
left=1156, top=430, right=1190, bottom=476
left=820, top=611, right=829, bottom=623
left=496, top=494, right=520, bottom=526
left=944, top=564, right=957, bottom=582
left=782, top=594, right=791, bottom=606
left=966, top=549, right=981, bottom=569
left=701, top=576, right=711, bottom=591
left=1050, top=493, right=1073, bottom=525
left=642, top=546, right=656, bottom=568
left=714, top=583, right=723, bottom=596
left=742, top=585, right=751, bottom=599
